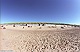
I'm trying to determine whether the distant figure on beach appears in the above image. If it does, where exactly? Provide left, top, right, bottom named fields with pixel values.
left=13, top=24, right=15, bottom=27
left=38, top=24, right=40, bottom=26
left=1, top=25, right=3, bottom=27
left=23, top=27, right=24, bottom=29
left=26, top=24, right=27, bottom=26
left=61, top=27, right=64, bottom=29
left=42, top=24, right=45, bottom=26
left=3, top=27, right=6, bottom=29
left=28, top=26, right=30, bottom=27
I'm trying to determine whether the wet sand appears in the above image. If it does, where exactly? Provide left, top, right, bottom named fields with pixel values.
left=0, top=28, right=80, bottom=52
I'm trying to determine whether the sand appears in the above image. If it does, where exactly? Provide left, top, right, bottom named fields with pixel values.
left=0, top=25, right=80, bottom=52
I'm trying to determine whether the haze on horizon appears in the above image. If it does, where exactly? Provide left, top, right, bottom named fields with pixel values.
left=1, top=0, right=80, bottom=24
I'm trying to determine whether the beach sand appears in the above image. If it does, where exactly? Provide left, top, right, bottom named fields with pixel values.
left=0, top=26, right=80, bottom=52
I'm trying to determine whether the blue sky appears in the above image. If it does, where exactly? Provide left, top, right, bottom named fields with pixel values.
left=1, top=0, right=80, bottom=24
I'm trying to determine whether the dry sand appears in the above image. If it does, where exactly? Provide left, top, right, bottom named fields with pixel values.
left=0, top=26, right=80, bottom=52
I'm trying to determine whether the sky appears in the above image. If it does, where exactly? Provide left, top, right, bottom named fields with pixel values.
left=1, top=0, right=80, bottom=24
